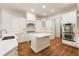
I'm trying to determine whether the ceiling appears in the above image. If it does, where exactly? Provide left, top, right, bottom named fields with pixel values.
left=0, top=3, right=77, bottom=16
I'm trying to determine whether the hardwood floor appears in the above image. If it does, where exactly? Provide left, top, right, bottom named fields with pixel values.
left=18, top=38, right=78, bottom=56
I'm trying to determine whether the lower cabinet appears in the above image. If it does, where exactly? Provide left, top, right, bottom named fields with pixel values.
left=16, top=33, right=28, bottom=43
left=4, top=47, right=18, bottom=56
left=76, top=35, right=79, bottom=48
left=31, top=36, right=50, bottom=53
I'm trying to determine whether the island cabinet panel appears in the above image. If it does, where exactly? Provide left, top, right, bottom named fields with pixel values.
left=31, top=33, right=51, bottom=53
left=36, top=36, right=50, bottom=52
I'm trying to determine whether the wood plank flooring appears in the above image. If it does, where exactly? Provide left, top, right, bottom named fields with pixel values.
left=18, top=38, right=78, bottom=56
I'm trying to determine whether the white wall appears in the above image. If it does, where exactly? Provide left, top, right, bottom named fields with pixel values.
left=1, top=10, right=12, bottom=29
left=0, top=10, right=26, bottom=34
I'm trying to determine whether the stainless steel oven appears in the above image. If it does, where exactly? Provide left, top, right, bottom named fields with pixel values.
left=63, top=23, right=75, bottom=42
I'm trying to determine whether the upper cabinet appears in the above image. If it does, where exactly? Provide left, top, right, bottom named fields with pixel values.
left=36, top=20, right=42, bottom=28
left=62, top=11, right=77, bottom=24
left=26, top=12, right=36, bottom=21
left=36, top=20, right=42, bottom=32
left=46, top=20, right=52, bottom=29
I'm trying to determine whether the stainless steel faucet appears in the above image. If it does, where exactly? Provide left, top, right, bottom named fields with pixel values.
left=0, top=29, right=7, bottom=38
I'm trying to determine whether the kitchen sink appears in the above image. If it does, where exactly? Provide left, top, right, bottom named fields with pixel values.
left=2, top=36, right=15, bottom=40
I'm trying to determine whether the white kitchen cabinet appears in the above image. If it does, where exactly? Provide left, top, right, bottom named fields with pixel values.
left=36, top=20, right=42, bottom=32
left=36, top=19, right=52, bottom=32
left=36, top=17, right=55, bottom=39
left=62, top=11, right=77, bottom=24
left=75, top=35, right=79, bottom=48
left=62, top=11, right=78, bottom=48
left=76, top=15, right=79, bottom=48
left=46, top=20, right=52, bottom=29
left=62, top=40, right=76, bottom=47
left=62, top=11, right=77, bottom=36
left=16, top=33, right=28, bottom=43
left=31, top=33, right=51, bottom=53
left=26, top=33, right=34, bottom=42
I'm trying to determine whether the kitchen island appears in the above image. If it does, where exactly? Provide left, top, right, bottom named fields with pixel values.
left=31, top=32, right=51, bottom=53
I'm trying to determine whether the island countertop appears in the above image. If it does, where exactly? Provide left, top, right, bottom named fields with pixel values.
left=33, top=32, right=52, bottom=38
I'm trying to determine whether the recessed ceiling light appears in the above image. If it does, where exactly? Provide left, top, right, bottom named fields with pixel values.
left=42, top=5, right=46, bottom=8
left=51, top=10, right=55, bottom=13
left=31, top=9, right=34, bottom=12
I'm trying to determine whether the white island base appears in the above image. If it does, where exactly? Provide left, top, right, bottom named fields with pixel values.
left=31, top=33, right=51, bottom=53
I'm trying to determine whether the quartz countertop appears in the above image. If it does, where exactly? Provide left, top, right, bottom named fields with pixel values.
left=33, top=32, right=52, bottom=38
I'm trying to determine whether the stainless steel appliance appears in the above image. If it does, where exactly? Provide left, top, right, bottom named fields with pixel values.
left=63, top=23, right=75, bottom=42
